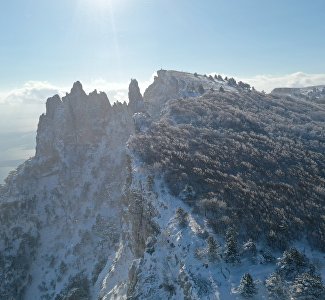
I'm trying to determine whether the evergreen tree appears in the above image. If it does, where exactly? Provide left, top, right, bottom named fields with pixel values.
left=227, top=77, right=237, bottom=87
left=198, top=84, right=205, bottom=95
left=219, top=86, right=225, bottom=92
left=290, top=272, right=325, bottom=300
left=175, top=207, right=188, bottom=227
left=224, top=228, right=240, bottom=263
left=238, top=273, right=257, bottom=298
left=237, top=81, right=251, bottom=90
left=277, top=248, right=312, bottom=280
left=181, top=184, right=195, bottom=204
left=207, top=236, right=220, bottom=261
left=265, top=273, right=289, bottom=300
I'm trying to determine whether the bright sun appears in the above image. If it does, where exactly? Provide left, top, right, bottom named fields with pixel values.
left=84, top=0, right=112, bottom=9
left=78, top=0, right=116, bottom=20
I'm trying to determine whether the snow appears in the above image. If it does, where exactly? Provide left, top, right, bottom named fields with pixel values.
left=102, top=156, right=325, bottom=299
left=1, top=70, right=324, bottom=299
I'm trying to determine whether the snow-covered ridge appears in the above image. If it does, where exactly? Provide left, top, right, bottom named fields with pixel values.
left=272, top=85, right=325, bottom=105
left=0, top=70, right=324, bottom=299
left=143, top=69, right=236, bottom=117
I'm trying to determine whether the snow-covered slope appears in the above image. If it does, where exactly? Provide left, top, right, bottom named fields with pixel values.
left=143, top=70, right=237, bottom=117
left=100, top=158, right=325, bottom=299
left=272, top=85, right=325, bottom=105
left=0, top=70, right=324, bottom=299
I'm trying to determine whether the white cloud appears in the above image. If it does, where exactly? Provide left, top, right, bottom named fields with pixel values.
left=1, top=81, right=60, bottom=105
left=0, top=81, right=61, bottom=134
left=240, top=72, right=325, bottom=93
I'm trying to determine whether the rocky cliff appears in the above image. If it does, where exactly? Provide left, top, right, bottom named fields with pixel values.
left=0, top=70, right=324, bottom=299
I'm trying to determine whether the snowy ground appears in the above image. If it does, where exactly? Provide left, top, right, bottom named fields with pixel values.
left=102, top=157, right=325, bottom=299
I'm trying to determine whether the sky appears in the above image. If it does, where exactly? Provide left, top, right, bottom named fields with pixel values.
left=0, top=0, right=325, bottom=182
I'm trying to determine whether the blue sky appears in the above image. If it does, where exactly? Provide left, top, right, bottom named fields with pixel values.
left=1, top=0, right=325, bottom=89
left=1, top=0, right=325, bottom=182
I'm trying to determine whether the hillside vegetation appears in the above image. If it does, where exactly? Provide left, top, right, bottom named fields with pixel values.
left=130, top=87, right=325, bottom=250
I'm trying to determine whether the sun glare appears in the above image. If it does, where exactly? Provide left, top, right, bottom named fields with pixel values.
left=83, top=0, right=113, bottom=10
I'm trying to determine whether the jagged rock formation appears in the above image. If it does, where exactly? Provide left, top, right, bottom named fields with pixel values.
left=0, top=81, right=135, bottom=299
left=36, top=82, right=112, bottom=160
left=128, top=79, right=144, bottom=114
left=0, top=70, right=324, bottom=299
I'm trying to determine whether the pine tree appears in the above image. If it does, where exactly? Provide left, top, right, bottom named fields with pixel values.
left=198, top=84, right=205, bottom=95
left=277, top=248, right=311, bottom=280
left=207, top=236, right=220, bottom=261
left=290, top=272, right=325, bottom=300
left=265, top=273, right=289, bottom=300
left=207, top=236, right=217, bottom=252
left=224, top=228, right=240, bottom=263
left=227, top=77, right=237, bottom=87
left=238, top=273, right=257, bottom=298
left=175, top=207, right=188, bottom=227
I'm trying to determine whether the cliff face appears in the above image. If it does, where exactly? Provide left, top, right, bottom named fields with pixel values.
left=0, top=81, right=136, bottom=299
left=128, top=79, right=145, bottom=114
left=1, top=70, right=325, bottom=300
left=36, top=82, right=112, bottom=160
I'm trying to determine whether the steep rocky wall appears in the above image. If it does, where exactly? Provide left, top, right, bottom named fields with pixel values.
left=0, top=80, right=140, bottom=299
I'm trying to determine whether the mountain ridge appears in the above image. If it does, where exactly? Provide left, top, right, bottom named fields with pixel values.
left=0, top=70, right=324, bottom=299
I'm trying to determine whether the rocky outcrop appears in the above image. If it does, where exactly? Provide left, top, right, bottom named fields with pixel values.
left=1, top=79, right=139, bottom=299
left=143, top=70, right=229, bottom=117
left=0, top=72, right=235, bottom=299
left=2, top=70, right=324, bottom=300
left=36, top=82, right=112, bottom=160
left=128, top=79, right=144, bottom=113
